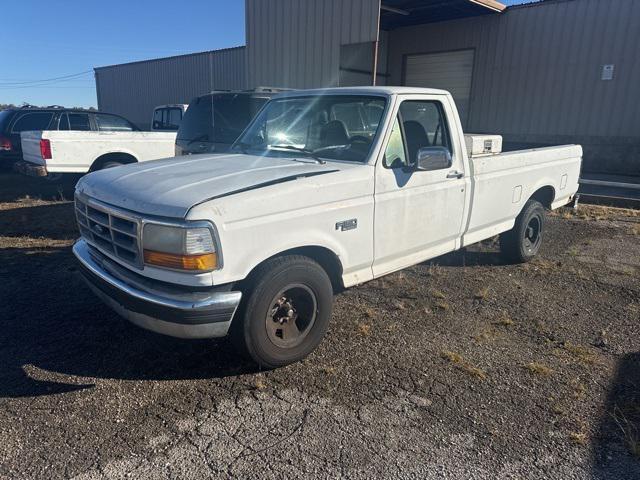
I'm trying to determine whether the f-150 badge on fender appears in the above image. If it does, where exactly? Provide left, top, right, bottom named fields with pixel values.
left=336, top=219, right=357, bottom=232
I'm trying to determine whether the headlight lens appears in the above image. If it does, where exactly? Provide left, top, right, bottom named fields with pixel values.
left=142, top=223, right=218, bottom=271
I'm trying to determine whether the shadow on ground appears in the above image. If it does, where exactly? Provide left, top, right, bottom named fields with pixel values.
left=0, top=172, right=79, bottom=203
left=592, top=352, right=640, bottom=479
left=0, top=243, right=257, bottom=399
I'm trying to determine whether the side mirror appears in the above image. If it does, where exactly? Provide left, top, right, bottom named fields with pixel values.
left=415, top=147, right=452, bottom=171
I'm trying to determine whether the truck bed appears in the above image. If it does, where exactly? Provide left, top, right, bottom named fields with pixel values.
left=21, top=130, right=177, bottom=173
left=463, top=144, right=582, bottom=246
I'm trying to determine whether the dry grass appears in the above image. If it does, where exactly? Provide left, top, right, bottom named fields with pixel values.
left=434, top=301, right=450, bottom=311
left=571, top=379, right=587, bottom=400
left=357, top=323, right=372, bottom=336
left=441, top=351, right=487, bottom=380
left=522, top=258, right=560, bottom=274
left=427, top=264, right=444, bottom=277
left=254, top=377, right=267, bottom=390
left=361, top=306, right=377, bottom=319
left=524, top=362, right=554, bottom=377
left=569, top=431, right=588, bottom=446
left=474, top=287, right=490, bottom=301
left=495, top=312, right=514, bottom=327
left=567, top=246, right=580, bottom=257
left=629, top=223, right=640, bottom=236
left=612, top=405, right=640, bottom=459
left=431, top=289, right=446, bottom=299
left=321, top=366, right=337, bottom=375
left=563, top=342, right=599, bottom=366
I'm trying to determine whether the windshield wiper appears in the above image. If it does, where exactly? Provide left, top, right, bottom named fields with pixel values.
left=233, top=141, right=253, bottom=154
left=270, top=145, right=326, bottom=164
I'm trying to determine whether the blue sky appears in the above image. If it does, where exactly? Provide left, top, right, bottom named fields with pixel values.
left=2, top=0, right=529, bottom=108
left=2, top=0, right=245, bottom=107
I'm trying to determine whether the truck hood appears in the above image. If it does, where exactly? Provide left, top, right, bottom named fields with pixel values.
left=76, top=153, right=343, bottom=218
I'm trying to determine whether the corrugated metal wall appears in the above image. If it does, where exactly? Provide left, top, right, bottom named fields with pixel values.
left=95, top=47, right=247, bottom=129
left=387, top=0, right=640, bottom=174
left=245, top=0, right=381, bottom=89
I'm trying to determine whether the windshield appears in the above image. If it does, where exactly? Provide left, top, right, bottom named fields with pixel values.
left=233, top=95, right=387, bottom=163
left=177, top=94, right=266, bottom=146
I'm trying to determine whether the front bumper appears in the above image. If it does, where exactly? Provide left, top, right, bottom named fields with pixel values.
left=73, top=239, right=242, bottom=339
left=13, top=160, right=48, bottom=177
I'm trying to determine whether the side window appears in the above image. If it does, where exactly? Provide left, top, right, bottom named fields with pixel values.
left=67, top=113, right=91, bottom=131
left=167, top=108, right=182, bottom=129
left=11, top=112, right=54, bottom=133
left=95, top=114, right=134, bottom=132
left=153, top=108, right=181, bottom=130
left=383, top=116, right=408, bottom=169
left=58, top=113, right=70, bottom=130
left=398, top=101, right=452, bottom=165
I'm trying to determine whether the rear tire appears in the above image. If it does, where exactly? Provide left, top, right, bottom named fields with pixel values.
left=499, top=199, right=545, bottom=263
left=231, top=255, right=334, bottom=369
left=100, top=161, right=124, bottom=170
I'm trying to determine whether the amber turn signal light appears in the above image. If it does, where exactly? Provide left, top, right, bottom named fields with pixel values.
left=143, top=250, right=217, bottom=271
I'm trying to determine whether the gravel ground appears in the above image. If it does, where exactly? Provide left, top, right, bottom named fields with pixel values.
left=1, top=173, right=639, bottom=479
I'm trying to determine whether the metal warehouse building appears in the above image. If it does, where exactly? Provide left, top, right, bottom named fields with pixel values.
left=95, top=0, right=640, bottom=175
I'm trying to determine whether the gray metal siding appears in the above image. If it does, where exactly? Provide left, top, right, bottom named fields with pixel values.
left=246, top=0, right=380, bottom=89
left=95, top=47, right=247, bottom=129
left=387, top=0, right=640, bottom=174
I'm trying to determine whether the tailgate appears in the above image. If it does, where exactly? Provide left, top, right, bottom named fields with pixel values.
left=20, top=131, right=46, bottom=165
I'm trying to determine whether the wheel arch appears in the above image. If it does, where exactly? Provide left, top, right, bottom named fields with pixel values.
left=241, top=245, right=345, bottom=293
left=528, top=185, right=556, bottom=210
left=90, top=152, right=138, bottom=171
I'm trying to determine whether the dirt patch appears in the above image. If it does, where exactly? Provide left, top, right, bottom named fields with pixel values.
left=0, top=173, right=639, bottom=479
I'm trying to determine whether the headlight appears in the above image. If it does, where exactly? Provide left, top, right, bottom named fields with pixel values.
left=142, top=223, right=219, bottom=272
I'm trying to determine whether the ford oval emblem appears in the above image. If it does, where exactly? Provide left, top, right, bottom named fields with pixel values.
left=93, top=224, right=105, bottom=235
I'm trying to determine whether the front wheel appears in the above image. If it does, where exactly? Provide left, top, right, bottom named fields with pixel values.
left=499, top=199, right=546, bottom=263
left=231, top=255, right=334, bottom=368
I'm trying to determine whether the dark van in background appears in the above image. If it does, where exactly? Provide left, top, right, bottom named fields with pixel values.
left=175, top=88, right=287, bottom=156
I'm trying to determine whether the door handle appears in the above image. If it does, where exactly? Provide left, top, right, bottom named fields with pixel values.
left=447, top=170, right=464, bottom=179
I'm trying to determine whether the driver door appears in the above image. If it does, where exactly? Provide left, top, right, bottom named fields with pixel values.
left=372, top=95, right=468, bottom=277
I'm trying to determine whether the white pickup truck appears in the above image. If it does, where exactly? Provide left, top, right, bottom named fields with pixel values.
left=18, top=111, right=177, bottom=178
left=72, top=87, right=582, bottom=368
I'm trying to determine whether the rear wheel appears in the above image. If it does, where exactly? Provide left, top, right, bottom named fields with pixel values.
left=231, top=255, right=334, bottom=368
left=100, top=161, right=124, bottom=170
left=499, top=199, right=545, bottom=263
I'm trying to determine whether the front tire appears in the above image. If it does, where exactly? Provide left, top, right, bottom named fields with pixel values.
left=232, top=255, right=334, bottom=368
left=499, top=199, right=545, bottom=263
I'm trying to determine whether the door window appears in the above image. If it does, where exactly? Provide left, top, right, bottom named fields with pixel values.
left=383, top=116, right=408, bottom=169
left=67, top=113, right=91, bottom=131
left=11, top=112, right=54, bottom=133
left=95, top=114, right=134, bottom=131
left=399, top=101, right=452, bottom=165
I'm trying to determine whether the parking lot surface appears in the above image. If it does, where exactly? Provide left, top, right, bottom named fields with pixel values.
left=1, top=173, right=639, bottom=479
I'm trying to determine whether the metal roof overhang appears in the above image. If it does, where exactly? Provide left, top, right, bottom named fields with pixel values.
left=380, top=0, right=505, bottom=30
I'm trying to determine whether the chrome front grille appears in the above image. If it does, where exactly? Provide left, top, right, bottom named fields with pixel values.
left=75, top=195, right=142, bottom=268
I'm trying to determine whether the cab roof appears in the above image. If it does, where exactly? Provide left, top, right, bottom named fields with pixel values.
left=275, top=86, right=451, bottom=98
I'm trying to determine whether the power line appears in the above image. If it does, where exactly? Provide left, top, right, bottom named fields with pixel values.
left=0, top=70, right=93, bottom=86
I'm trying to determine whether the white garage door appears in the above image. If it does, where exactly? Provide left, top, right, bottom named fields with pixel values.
left=404, top=49, right=475, bottom=126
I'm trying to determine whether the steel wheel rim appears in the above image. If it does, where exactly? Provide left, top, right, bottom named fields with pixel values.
left=265, top=284, right=318, bottom=349
left=524, top=215, right=542, bottom=253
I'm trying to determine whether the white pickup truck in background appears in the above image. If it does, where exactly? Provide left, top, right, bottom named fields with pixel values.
left=151, top=104, right=188, bottom=131
left=20, top=130, right=177, bottom=178
left=72, top=87, right=582, bottom=369
left=17, top=109, right=178, bottom=179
